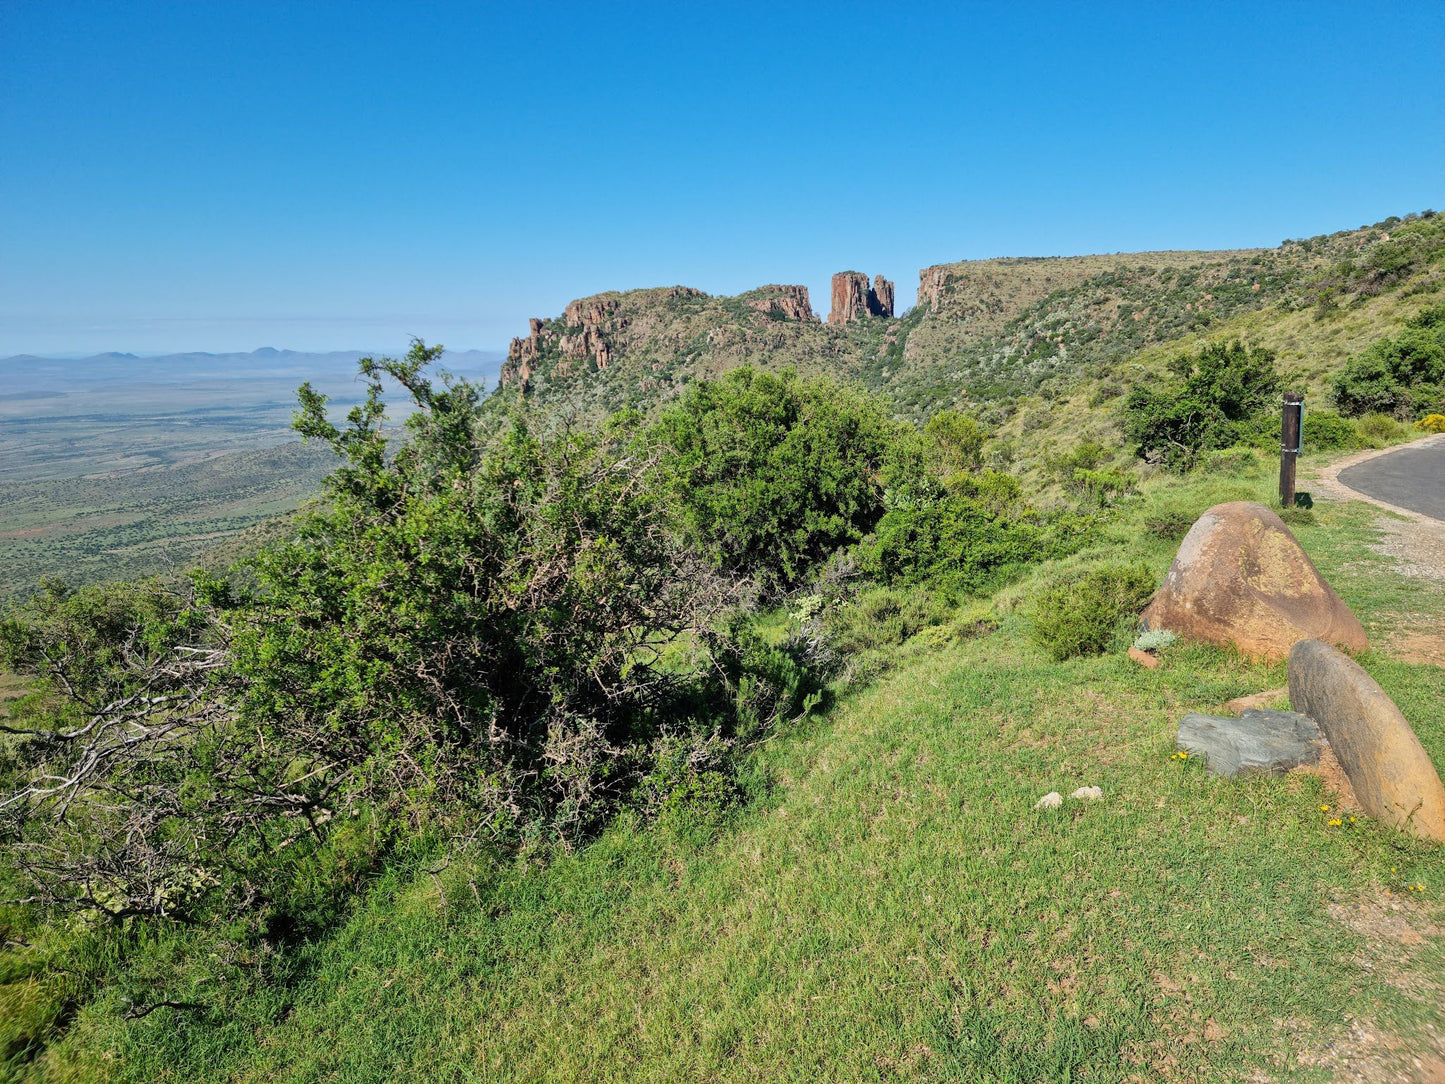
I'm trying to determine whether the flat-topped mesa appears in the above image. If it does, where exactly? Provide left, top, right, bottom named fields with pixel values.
left=744, top=284, right=817, bottom=322
left=828, top=271, right=895, bottom=325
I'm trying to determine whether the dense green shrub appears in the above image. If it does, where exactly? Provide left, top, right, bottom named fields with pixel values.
left=864, top=492, right=1047, bottom=597
left=1331, top=304, right=1445, bottom=418
left=922, top=410, right=987, bottom=477
left=1124, top=342, right=1280, bottom=470
left=0, top=346, right=830, bottom=926
left=1300, top=409, right=1361, bottom=450
left=1143, top=510, right=1195, bottom=541
left=1029, top=563, right=1156, bottom=661
left=823, top=585, right=953, bottom=659
left=652, top=368, right=901, bottom=591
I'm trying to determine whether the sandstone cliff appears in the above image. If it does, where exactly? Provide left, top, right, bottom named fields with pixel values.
left=827, top=272, right=895, bottom=325
left=743, top=285, right=817, bottom=322
left=495, top=219, right=1408, bottom=427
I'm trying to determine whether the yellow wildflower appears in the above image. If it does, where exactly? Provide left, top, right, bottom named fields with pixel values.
left=1328, top=818, right=1343, bottom=826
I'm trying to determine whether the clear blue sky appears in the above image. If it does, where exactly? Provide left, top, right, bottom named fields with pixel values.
left=2, top=0, right=1442, bottom=356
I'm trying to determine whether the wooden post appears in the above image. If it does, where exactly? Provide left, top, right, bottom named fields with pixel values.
left=1279, top=392, right=1303, bottom=507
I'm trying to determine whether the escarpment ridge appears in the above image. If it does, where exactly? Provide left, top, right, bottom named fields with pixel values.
left=495, top=215, right=1441, bottom=424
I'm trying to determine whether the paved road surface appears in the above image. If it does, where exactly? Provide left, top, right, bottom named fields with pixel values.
left=1338, top=438, right=1445, bottom=522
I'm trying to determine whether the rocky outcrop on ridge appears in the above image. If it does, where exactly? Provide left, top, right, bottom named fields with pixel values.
left=501, top=287, right=704, bottom=390
left=744, top=285, right=817, bottom=322
left=828, top=272, right=895, bottom=325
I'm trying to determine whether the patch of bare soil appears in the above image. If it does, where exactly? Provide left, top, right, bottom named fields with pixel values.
left=1282, top=896, right=1445, bottom=1083
left=1389, top=629, right=1445, bottom=668
left=1295, top=744, right=1361, bottom=809
left=1293, top=1019, right=1445, bottom=1084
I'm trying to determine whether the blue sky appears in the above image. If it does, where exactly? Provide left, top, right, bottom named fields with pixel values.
left=2, top=0, right=1442, bottom=356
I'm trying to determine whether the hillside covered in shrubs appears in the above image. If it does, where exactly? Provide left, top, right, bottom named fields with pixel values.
left=3, top=211, right=1445, bottom=1078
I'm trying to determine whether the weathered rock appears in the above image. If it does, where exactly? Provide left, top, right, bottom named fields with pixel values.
left=828, top=272, right=870, bottom=325
left=1177, top=708, right=1324, bottom=777
left=744, top=285, right=817, bottom=322
left=1034, top=791, right=1063, bottom=810
left=500, top=317, right=548, bottom=391
left=1225, top=686, right=1290, bottom=713
left=828, top=271, right=895, bottom=324
left=917, top=265, right=947, bottom=313
left=871, top=275, right=895, bottom=318
left=1141, top=501, right=1368, bottom=661
left=1128, top=646, right=1160, bottom=669
left=1288, top=639, right=1445, bottom=842
left=1071, top=786, right=1103, bottom=801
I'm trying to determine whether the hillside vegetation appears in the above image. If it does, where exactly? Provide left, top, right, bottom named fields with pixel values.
left=495, top=213, right=1444, bottom=431
left=2, top=211, right=1444, bottom=1081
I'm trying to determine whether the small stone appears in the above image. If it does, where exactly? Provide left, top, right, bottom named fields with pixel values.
left=1225, top=686, right=1290, bottom=713
left=1176, top=709, right=1324, bottom=777
left=1128, top=646, right=1160, bottom=669
left=1034, top=791, right=1063, bottom=810
left=1070, top=786, right=1103, bottom=800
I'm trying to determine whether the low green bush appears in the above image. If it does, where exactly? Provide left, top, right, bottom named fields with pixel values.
left=864, top=493, right=1047, bottom=597
left=824, top=585, right=952, bottom=659
left=1301, top=409, right=1360, bottom=450
left=1197, top=446, right=1261, bottom=475
left=1029, top=563, right=1156, bottom=661
left=1142, top=510, right=1194, bottom=541
left=1331, top=304, right=1445, bottom=418
left=1124, top=342, right=1280, bottom=470
left=1357, top=412, right=1409, bottom=446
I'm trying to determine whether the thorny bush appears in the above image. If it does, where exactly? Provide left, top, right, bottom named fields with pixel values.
left=0, top=344, right=816, bottom=923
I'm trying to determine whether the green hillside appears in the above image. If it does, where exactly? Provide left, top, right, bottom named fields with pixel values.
left=494, top=213, right=1445, bottom=432
left=3, top=212, right=1445, bottom=1082
left=20, top=454, right=1445, bottom=1083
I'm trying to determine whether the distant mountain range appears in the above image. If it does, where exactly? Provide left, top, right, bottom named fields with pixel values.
left=0, top=347, right=505, bottom=385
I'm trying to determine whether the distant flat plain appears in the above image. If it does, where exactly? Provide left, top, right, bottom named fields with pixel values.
left=0, top=348, right=502, bottom=598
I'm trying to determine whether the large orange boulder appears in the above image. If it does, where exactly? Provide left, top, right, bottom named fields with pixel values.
left=1289, top=639, right=1445, bottom=843
left=1141, top=502, right=1367, bottom=662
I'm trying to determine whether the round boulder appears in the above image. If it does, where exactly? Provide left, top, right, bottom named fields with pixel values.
left=1141, top=501, right=1367, bottom=661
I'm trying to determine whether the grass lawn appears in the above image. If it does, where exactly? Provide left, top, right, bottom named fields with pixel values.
left=29, top=455, right=1444, bottom=1083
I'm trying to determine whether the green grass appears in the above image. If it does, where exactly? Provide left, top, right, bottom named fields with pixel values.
left=26, top=456, right=1445, bottom=1082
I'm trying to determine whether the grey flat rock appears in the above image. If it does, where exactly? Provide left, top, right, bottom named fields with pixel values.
left=1177, top=708, right=1324, bottom=777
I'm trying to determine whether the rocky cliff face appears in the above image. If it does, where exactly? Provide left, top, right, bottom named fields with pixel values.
left=494, top=218, right=1399, bottom=418
left=501, top=287, right=705, bottom=390
left=744, top=284, right=817, bottom=322
left=828, top=272, right=895, bottom=325
left=872, top=275, right=895, bottom=318
left=917, top=266, right=948, bottom=313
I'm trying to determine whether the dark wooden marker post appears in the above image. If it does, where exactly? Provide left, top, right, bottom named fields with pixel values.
left=1279, top=391, right=1303, bottom=506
